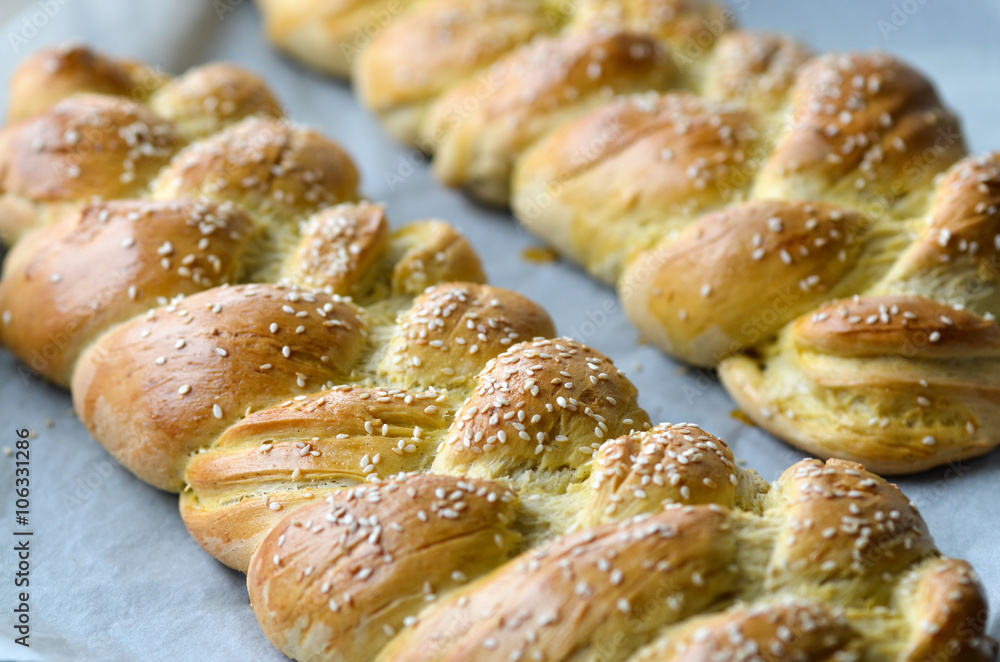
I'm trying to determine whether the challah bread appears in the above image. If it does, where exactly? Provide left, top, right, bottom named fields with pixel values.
left=252, top=0, right=1000, bottom=472
left=1, top=43, right=994, bottom=661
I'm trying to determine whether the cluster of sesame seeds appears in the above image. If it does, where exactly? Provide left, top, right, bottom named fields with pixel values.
left=745, top=205, right=853, bottom=281
left=806, top=296, right=980, bottom=353
left=27, top=96, right=179, bottom=188
left=775, top=461, right=928, bottom=577
left=781, top=52, right=943, bottom=192
left=290, top=203, right=385, bottom=290
left=618, top=93, right=759, bottom=200
left=159, top=118, right=340, bottom=214
left=443, top=338, right=634, bottom=460
left=263, top=475, right=515, bottom=640
left=120, top=199, right=244, bottom=288
left=590, top=424, right=739, bottom=515
left=451, top=508, right=733, bottom=660
left=655, top=598, right=855, bottom=661
left=387, top=286, right=526, bottom=380
left=924, top=153, right=1000, bottom=263
left=133, top=285, right=366, bottom=428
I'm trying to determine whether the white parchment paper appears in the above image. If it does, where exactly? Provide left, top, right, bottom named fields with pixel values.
left=0, top=1, right=998, bottom=660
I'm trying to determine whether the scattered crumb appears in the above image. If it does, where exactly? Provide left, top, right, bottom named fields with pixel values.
left=521, top=246, right=560, bottom=264
left=45, top=418, right=54, bottom=428
left=2, top=446, right=12, bottom=456
left=730, top=409, right=758, bottom=427
left=27, top=431, right=38, bottom=440
left=632, top=362, right=643, bottom=373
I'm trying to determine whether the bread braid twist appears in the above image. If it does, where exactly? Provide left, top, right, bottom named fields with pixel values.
left=257, top=0, right=1000, bottom=473
left=0, top=44, right=995, bottom=662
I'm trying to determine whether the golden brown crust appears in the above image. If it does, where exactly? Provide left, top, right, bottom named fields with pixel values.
left=793, top=295, right=1000, bottom=360
left=755, top=52, right=967, bottom=206
left=621, top=200, right=866, bottom=366
left=425, top=29, right=675, bottom=205
left=632, top=598, right=858, bottom=661
left=0, top=199, right=253, bottom=385
left=896, top=558, right=998, bottom=662
left=383, top=506, right=738, bottom=662
left=581, top=423, right=740, bottom=527
left=765, top=458, right=936, bottom=593
left=281, top=202, right=390, bottom=294
left=514, top=92, right=760, bottom=283
left=150, top=116, right=360, bottom=227
left=71, top=284, right=369, bottom=491
left=881, top=152, right=1000, bottom=312
left=7, top=43, right=166, bottom=122
left=380, top=282, right=556, bottom=389
left=248, top=473, right=520, bottom=662
left=148, top=62, right=284, bottom=138
left=387, top=220, right=488, bottom=296
left=0, top=95, right=184, bottom=241
left=355, top=0, right=551, bottom=145
left=434, top=337, right=650, bottom=478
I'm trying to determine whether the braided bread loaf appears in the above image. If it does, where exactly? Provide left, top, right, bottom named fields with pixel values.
left=255, top=0, right=1000, bottom=474
left=0, top=43, right=996, bottom=661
